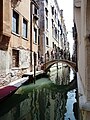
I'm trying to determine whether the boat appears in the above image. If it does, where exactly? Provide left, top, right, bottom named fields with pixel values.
left=0, top=77, right=28, bottom=102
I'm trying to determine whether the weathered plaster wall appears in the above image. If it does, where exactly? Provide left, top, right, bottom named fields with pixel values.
left=74, top=0, right=90, bottom=119
left=9, top=0, right=30, bottom=82
left=0, top=0, right=31, bottom=86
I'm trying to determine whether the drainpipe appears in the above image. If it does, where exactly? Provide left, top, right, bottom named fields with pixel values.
left=74, top=22, right=78, bottom=72
left=76, top=39, right=78, bottom=72
left=30, top=0, right=32, bottom=71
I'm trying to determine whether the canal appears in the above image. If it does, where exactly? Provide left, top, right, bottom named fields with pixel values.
left=0, top=64, right=78, bottom=120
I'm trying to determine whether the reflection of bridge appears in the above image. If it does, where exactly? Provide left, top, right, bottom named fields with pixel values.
left=42, top=59, right=77, bottom=72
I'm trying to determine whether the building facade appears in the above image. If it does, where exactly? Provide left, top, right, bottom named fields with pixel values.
left=30, top=0, right=39, bottom=71
left=36, top=0, right=69, bottom=61
left=0, top=0, right=69, bottom=87
left=73, top=0, right=90, bottom=119
left=0, top=0, right=39, bottom=86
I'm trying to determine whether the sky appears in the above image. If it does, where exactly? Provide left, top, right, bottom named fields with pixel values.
left=57, top=0, right=74, bottom=56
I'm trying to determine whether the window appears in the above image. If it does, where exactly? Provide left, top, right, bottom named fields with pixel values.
left=52, top=6, right=54, bottom=15
left=12, top=49, right=19, bottom=67
left=38, top=29, right=40, bottom=45
left=46, top=17, right=48, bottom=29
left=55, top=27, right=57, bottom=39
left=34, top=7, right=37, bottom=15
left=23, top=18, right=27, bottom=38
left=12, top=10, right=19, bottom=34
left=58, top=20, right=60, bottom=27
left=46, top=0, right=48, bottom=3
left=46, top=37, right=49, bottom=46
left=45, top=8, right=48, bottom=16
left=55, top=10, right=56, bottom=19
left=34, top=28, right=37, bottom=43
left=52, top=42, right=54, bottom=48
left=52, top=19, right=54, bottom=28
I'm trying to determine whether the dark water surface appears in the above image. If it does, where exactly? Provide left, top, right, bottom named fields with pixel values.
left=0, top=65, right=78, bottom=120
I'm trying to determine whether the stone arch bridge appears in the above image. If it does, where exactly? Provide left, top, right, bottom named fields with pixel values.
left=41, top=59, right=77, bottom=72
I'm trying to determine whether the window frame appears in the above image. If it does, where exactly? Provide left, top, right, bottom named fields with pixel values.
left=45, top=8, right=48, bottom=16
left=12, top=10, right=19, bottom=34
left=34, top=27, right=37, bottom=44
left=12, top=49, right=19, bottom=68
left=34, top=7, right=37, bottom=15
left=46, top=36, right=49, bottom=46
left=22, top=18, right=28, bottom=39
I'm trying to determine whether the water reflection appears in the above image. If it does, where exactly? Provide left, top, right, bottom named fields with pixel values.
left=0, top=65, right=78, bottom=120
left=50, top=63, right=71, bottom=85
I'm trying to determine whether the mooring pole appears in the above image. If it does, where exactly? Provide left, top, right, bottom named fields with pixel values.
left=57, top=61, right=58, bottom=80
left=45, top=53, right=46, bottom=70
left=34, top=52, right=36, bottom=84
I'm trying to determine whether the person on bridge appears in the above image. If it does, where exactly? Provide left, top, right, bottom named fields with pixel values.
left=60, top=49, right=63, bottom=59
left=64, top=50, right=66, bottom=59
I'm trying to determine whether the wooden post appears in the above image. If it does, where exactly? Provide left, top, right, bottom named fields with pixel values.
left=33, top=52, right=36, bottom=84
left=57, top=61, right=58, bottom=80
left=45, top=53, right=47, bottom=70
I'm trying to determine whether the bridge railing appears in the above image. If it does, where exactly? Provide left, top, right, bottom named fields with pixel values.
left=37, top=53, right=77, bottom=72
left=36, top=51, right=77, bottom=71
left=44, top=52, right=71, bottom=64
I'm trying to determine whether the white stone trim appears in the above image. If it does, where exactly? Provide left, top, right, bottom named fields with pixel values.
left=77, top=72, right=90, bottom=111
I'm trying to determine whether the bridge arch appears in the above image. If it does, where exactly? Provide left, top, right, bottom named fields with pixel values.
left=42, top=59, right=77, bottom=72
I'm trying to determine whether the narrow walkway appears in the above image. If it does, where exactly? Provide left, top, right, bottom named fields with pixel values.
left=0, top=70, right=44, bottom=102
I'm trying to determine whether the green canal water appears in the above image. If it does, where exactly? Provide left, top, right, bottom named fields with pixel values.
left=0, top=65, right=78, bottom=120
